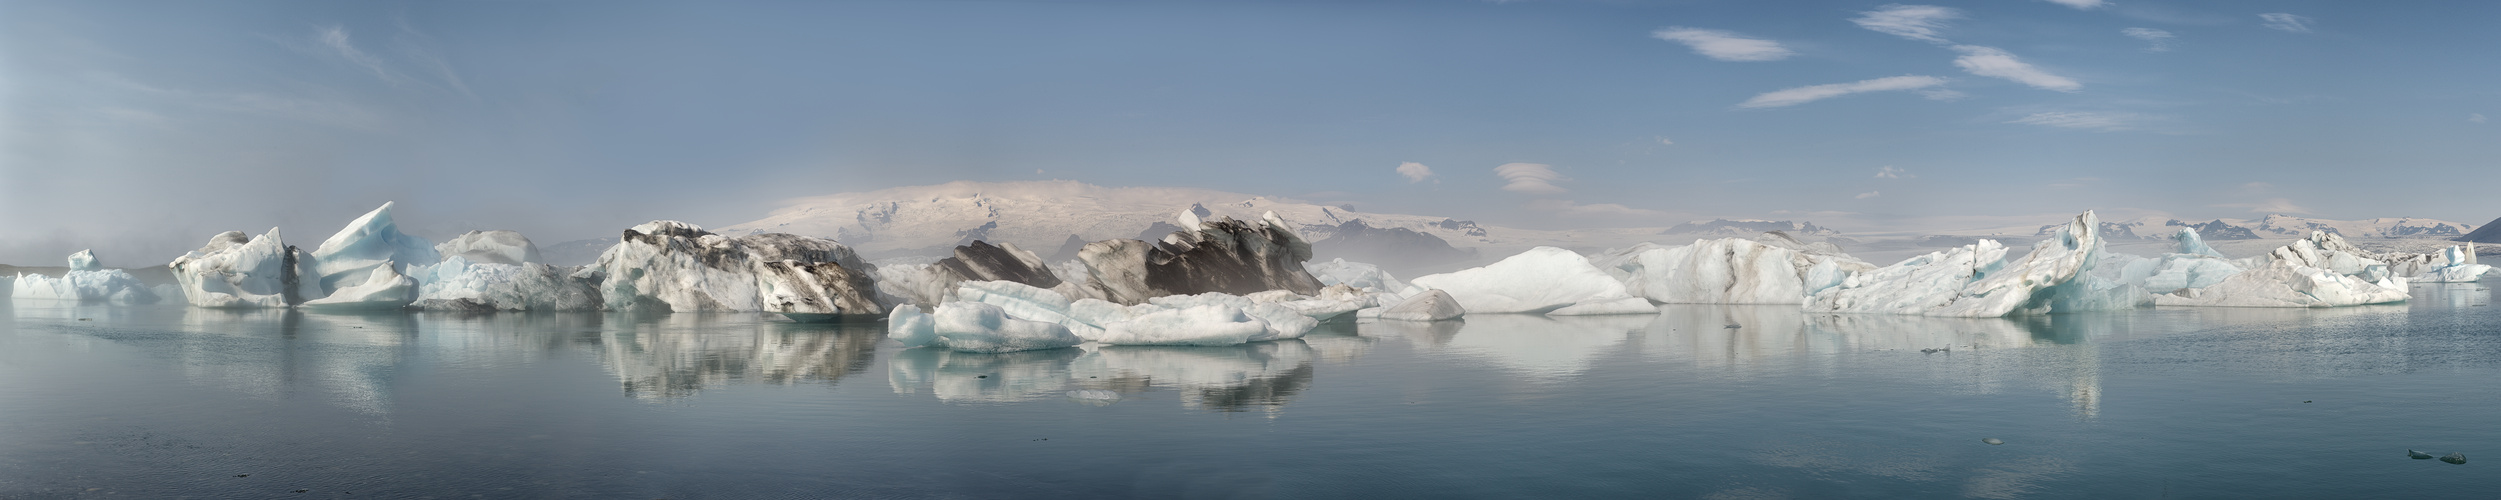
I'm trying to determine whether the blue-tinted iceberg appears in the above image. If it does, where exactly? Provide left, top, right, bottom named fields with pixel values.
left=2154, top=231, right=2408, bottom=307
left=11, top=250, right=160, bottom=304
left=307, top=202, right=441, bottom=295
left=300, top=266, right=419, bottom=311
left=1806, top=211, right=2143, bottom=317
left=886, top=302, right=1082, bottom=353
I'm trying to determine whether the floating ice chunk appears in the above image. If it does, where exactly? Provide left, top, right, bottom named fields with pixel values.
left=301, top=266, right=418, bottom=311
left=590, top=221, right=763, bottom=312
left=2155, top=260, right=2408, bottom=307
left=1378, top=289, right=1465, bottom=321
left=1273, top=297, right=1363, bottom=320
left=2172, top=227, right=2226, bottom=258
left=1596, top=236, right=1873, bottom=305
left=434, top=230, right=542, bottom=265
left=2408, top=245, right=2490, bottom=283
left=1075, top=212, right=1322, bottom=304
left=955, top=280, right=1087, bottom=333
left=1410, top=247, right=1643, bottom=315
left=888, top=304, right=939, bottom=347
left=1305, top=258, right=1410, bottom=293
left=308, top=202, right=442, bottom=295
left=406, top=257, right=602, bottom=311
left=923, top=302, right=1083, bottom=353
left=1807, top=211, right=2125, bottom=317
left=167, top=228, right=299, bottom=308
left=1548, top=296, right=1659, bottom=316
left=1091, top=304, right=1271, bottom=346
left=67, top=249, right=101, bottom=271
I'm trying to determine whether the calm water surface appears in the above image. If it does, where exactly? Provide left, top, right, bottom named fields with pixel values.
left=5, top=281, right=2500, bottom=498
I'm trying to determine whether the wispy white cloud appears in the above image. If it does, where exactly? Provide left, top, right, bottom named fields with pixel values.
left=1853, top=5, right=1963, bottom=44
left=1656, top=137, right=1675, bottom=145
left=2472, top=113, right=2488, bottom=124
left=393, top=19, right=472, bottom=97
left=2042, top=0, right=2106, bottom=10
left=1651, top=27, right=1796, bottom=62
left=1494, top=163, right=1567, bottom=194
left=2215, top=198, right=2313, bottom=214
left=2121, top=28, right=2176, bottom=52
left=2007, top=111, right=2138, bottom=131
left=1950, top=46, right=2081, bottom=92
left=1739, top=75, right=1948, bottom=108
left=2259, top=13, right=2314, bottom=33
left=1856, top=191, right=1881, bottom=199
left=1876, top=166, right=1913, bottom=179
left=317, top=25, right=403, bottom=85
left=1525, top=199, right=1671, bottom=218
left=1397, top=162, right=1437, bottom=183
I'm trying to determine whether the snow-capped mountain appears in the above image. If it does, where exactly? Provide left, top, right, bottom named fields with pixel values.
left=2035, top=214, right=2473, bottom=241
left=714, top=181, right=1670, bottom=259
left=1660, top=219, right=1836, bottom=237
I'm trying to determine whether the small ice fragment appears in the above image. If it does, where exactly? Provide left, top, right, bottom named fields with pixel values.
left=1982, top=438, right=2004, bottom=445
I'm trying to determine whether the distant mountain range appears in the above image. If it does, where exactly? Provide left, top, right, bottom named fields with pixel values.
left=2037, top=214, right=2476, bottom=241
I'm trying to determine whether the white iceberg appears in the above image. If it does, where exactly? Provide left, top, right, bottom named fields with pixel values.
left=2153, top=231, right=2409, bottom=307
left=1807, top=211, right=2139, bottom=317
left=1594, top=234, right=1873, bottom=305
left=307, top=202, right=442, bottom=295
left=2407, top=244, right=2489, bottom=283
left=167, top=228, right=305, bottom=308
left=887, top=302, right=1082, bottom=353
left=434, top=230, right=542, bottom=265
left=588, top=221, right=884, bottom=314
left=12, top=250, right=161, bottom=304
left=1091, top=304, right=1273, bottom=346
left=300, top=266, right=419, bottom=311
left=1377, top=289, right=1465, bottom=321
left=1409, top=246, right=1649, bottom=315
left=406, top=257, right=603, bottom=311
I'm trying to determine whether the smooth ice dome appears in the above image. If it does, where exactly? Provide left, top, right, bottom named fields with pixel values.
left=309, top=202, right=442, bottom=295
left=406, top=257, right=602, bottom=311
left=167, top=228, right=303, bottom=308
left=435, top=230, right=543, bottom=265
left=887, top=302, right=1082, bottom=353
left=1377, top=289, right=1466, bottom=321
left=301, top=266, right=419, bottom=311
left=1409, top=246, right=1648, bottom=315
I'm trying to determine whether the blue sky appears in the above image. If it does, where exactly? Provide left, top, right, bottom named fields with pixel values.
left=5, top=0, right=2500, bottom=264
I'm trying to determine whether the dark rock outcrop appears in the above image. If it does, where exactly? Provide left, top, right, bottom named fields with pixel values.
left=2457, top=216, right=2501, bottom=243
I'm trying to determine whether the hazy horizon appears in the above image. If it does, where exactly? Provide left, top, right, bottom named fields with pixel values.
left=8, top=0, right=2501, bottom=265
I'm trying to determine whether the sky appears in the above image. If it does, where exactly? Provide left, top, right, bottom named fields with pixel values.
left=5, top=0, right=2501, bottom=265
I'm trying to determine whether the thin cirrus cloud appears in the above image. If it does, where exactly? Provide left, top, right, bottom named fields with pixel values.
left=1493, top=163, right=1567, bottom=194
left=1739, top=75, right=1947, bottom=108
left=2041, top=0, right=2106, bottom=9
left=1950, top=46, right=2081, bottom=92
left=2259, top=13, right=2314, bottom=33
left=2121, top=28, right=2176, bottom=52
left=2007, top=111, right=2138, bottom=131
left=1396, top=162, right=1436, bottom=183
left=1651, top=27, right=1795, bottom=61
left=317, top=25, right=403, bottom=85
left=1875, top=166, right=1912, bottom=179
left=1853, top=4, right=1962, bottom=44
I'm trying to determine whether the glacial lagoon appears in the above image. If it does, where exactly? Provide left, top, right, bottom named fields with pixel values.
left=5, top=281, right=2499, bottom=498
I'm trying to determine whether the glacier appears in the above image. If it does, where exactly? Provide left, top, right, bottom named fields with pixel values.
left=11, top=250, right=161, bottom=304
left=1409, top=246, right=1655, bottom=315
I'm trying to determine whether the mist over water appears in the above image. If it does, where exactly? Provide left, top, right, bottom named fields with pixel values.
left=6, top=281, right=2498, bottom=497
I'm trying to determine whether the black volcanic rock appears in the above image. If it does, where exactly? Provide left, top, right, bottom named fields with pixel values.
left=935, top=241, right=1062, bottom=289
left=1080, top=215, right=1323, bottom=305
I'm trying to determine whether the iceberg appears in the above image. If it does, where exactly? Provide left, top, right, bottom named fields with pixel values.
left=166, top=228, right=305, bottom=308
left=406, top=257, right=603, bottom=311
left=587, top=221, right=886, bottom=314
left=887, top=302, right=1082, bottom=353
left=11, top=250, right=160, bottom=304
left=1305, top=258, right=1409, bottom=294
left=1594, top=233, right=1874, bottom=305
left=2153, top=231, right=2409, bottom=307
left=1092, top=305, right=1272, bottom=346
left=307, top=202, right=442, bottom=295
left=1074, top=210, right=1324, bottom=305
left=300, top=266, right=419, bottom=311
left=1807, top=211, right=2138, bottom=317
left=434, top=230, right=542, bottom=265
left=935, top=241, right=1062, bottom=289
left=2400, top=244, right=2489, bottom=283
left=1409, top=246, right=1648, bottom=315
left=1377, top=289, right=1465, bottom=321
